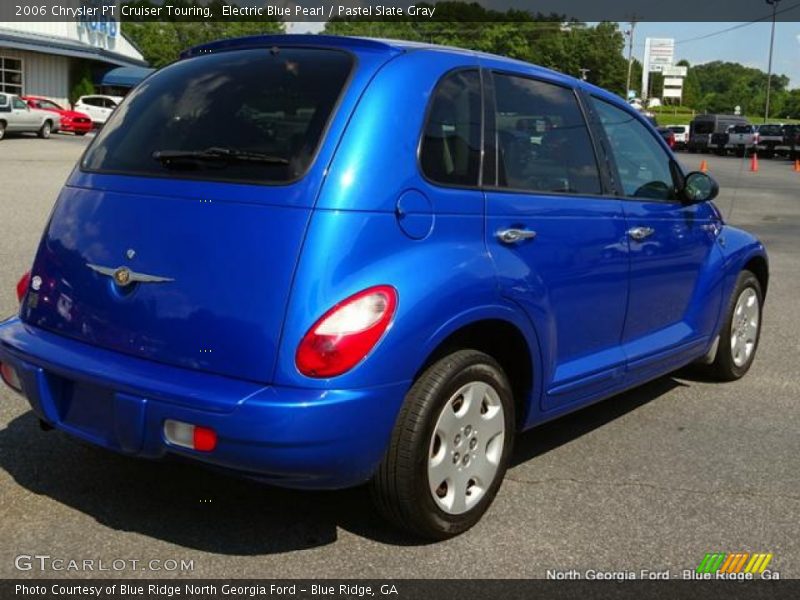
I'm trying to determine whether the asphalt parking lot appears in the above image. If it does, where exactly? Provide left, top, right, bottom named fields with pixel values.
left=0, top=134, right=798, bottom=579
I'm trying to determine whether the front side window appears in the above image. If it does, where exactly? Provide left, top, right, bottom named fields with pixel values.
left=592, top=98, right=677, bottom=201
left=82, top=48, right=354, bottom=184
left=493, top=74, right=601, bottom=195
left=12, top=97, right=26, bottom=110
left=420, top=69, right=482, bottom=187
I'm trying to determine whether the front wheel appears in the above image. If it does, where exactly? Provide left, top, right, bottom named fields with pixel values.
left=371, top=350, right=515, bottom=539
left=38, top=121, right=51, bottom=139
left=705, top=271, right=763, bottom=381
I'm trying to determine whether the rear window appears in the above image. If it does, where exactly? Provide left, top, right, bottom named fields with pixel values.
left=693, top=121, right=714, bottom=134
left=732, top=125, right=753, bottom=134
left=82, top=47, right=353, bottom=184
left=759, top=125, right=783, bottom=136
left=668, top=126, right=686, bottom=133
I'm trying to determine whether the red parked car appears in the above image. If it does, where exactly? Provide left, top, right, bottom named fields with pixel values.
left=21, top=96, right=92, bottom=135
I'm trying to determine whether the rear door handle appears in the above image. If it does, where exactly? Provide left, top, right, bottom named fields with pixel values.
left=497, top=228, right=537, bottom=244
left=627, top=226, right=655, bottom=241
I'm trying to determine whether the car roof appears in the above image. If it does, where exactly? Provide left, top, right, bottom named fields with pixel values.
left=182, top=33, right=584, bottom=87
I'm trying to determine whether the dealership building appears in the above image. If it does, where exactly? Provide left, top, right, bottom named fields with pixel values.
left=0, top=21, right=148, bottom=106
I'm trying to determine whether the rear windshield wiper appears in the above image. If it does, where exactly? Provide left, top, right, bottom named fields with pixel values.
left=152, top=146, right=289, bottom=167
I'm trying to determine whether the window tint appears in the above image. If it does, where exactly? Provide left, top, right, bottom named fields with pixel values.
left=420, top=70, right=482, bottom=187
left=732, top=125, right=753, bottom=134
left=759, top=125, right=782, bottom=136
left=83, top=48, right=353, bottom=184
left=693, top=121, right=714, bottom=134
left=12, top=97, right=26, bottom=109
left=593, top=98, right=677, bottom=201
left=493, top=74, right=601, bottom=195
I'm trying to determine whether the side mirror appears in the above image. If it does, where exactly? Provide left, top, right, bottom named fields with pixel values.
left=682, top=171, right=719, bottom=204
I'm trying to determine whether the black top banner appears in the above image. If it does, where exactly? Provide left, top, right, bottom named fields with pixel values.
left=1, top=0, right=800, bottom=22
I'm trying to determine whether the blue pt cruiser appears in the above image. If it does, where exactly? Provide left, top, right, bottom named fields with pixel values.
left=0, top=35, right=767, bottom=538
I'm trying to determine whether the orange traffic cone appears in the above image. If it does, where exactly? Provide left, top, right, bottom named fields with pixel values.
left=700, top=159, right=708, bottom=173
left=750, top=152, right=759, bottom=172
left=793, top=159, right=800, bottom=172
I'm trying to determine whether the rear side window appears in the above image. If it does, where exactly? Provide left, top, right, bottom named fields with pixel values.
left=493, top=74, right=601, bottom=195
left=420, top=70, right=482, bottom=187
left=82, top=48, right=353, bottom=184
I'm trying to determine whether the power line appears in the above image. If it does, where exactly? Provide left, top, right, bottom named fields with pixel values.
left=674, top=1, right=800, bottom=45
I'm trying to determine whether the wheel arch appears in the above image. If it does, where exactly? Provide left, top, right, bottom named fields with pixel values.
left=414, top=312, right=541, bottom=429
left=744, top=254, right=769, bottom=298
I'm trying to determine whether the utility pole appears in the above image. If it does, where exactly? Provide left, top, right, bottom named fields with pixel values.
left=764, top=0, right=781, bottom=123
left=625, top=19, right=637, bottom=99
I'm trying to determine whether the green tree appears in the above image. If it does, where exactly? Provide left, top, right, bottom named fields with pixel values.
left=325, top=6, right=630, bottom=95
left=122, top=1, right=283, bottom=68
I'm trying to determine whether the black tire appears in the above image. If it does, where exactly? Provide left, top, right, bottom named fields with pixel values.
left=75, top=131, right=87, bottom=136
left=704, top=271, right=763, bottom=381
left=38, top=121, right=52, bottom=139
left=371, top=349, right=516, bottom=539
left=0, top=121, right=5, bottom=141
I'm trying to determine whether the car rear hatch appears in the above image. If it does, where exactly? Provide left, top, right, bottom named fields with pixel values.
left=20, top=42, right=394, bottom=384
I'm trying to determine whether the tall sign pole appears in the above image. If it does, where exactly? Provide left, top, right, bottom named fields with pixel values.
left=625, top=20, right=637, bottom=98
left=764, top=0, right=781, bottom=123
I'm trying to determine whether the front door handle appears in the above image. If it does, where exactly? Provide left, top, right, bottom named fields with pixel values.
left=627, top=226, right=655, bottom=242
left=497, top=228, right=537, bottom=244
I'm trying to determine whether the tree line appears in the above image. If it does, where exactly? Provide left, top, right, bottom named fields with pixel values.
left=120, top=1, right=798, bottom=118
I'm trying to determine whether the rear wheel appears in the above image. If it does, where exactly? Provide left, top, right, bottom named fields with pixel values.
left=38, top=121, right=51, bottom=139
left=0, top=121, right=5, bottom=141
left=703, top=271, right=763, bottom=381
left=372, top=350, right=515, bottom=539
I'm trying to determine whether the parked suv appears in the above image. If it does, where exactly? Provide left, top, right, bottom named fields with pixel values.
left=0, top=93, right=60, bottom=140
left=689, top=114, right=748, bottom=153
left=777, top=124, right=800, bottom=159
left=727, top=124, right=758, bottom=156
left=666, top=124, right=688, bottom=150
left=0, top=36, right=768, bottom=539
left=73, top=94, right=122, bottom=126
left=756, top=124, right=784, bottom=158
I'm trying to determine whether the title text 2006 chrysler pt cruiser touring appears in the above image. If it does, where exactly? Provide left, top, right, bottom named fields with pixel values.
left=0, top=35, right=768, bottom=538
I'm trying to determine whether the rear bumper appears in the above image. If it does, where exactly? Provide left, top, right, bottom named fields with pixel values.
left=0, top=318, right=408, bottom=489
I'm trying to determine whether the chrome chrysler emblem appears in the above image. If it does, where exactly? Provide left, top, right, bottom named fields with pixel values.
left=87, top=263, right=174, bottom=287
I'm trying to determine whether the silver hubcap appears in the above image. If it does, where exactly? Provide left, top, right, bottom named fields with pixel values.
left=730, top=287, right=759, bottom=367
left=427, top=381, right=505, bottom=515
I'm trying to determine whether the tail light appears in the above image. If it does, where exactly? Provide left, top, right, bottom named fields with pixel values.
left=296, top=285, right=398, bottom=378
left=1, top=362, right=23, bottom=393
left=16, top=271, right=30, bottom=303
left=163, top=420, right=217, bottom=452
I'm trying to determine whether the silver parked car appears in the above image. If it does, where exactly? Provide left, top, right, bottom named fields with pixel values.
left=0, top=93, right=61, bottom=140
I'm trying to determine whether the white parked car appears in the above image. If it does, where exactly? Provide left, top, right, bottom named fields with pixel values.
left=666, top=124, right=689, bottom=149
left=0, top=93, right=61, bottom=140
left=73, top=94, right=123, bottom=126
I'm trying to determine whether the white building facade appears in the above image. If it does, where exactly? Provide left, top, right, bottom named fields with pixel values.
left=0, top=21, right=146, bottom=106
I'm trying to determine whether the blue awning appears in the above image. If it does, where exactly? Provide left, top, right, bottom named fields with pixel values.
left=98, top=66, right=154, bottom=88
